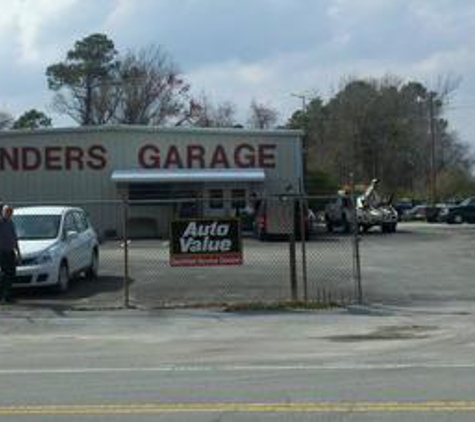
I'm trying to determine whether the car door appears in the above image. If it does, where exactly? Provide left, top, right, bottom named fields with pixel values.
left=62, top=211, right=82, bottom=274
left=73, top=210, right=94, bottom=270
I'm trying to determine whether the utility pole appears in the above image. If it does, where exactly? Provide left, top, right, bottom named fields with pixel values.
left=429, top=93, right=437, bottom=205
left=290, top=92, right=307, bottom=113
left=290, top=92, right=308, bottom=182
left=291, top=93, right=307, bottom=116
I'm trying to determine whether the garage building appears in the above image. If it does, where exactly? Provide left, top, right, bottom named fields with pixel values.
left=0, top=126, right=303, bottom=238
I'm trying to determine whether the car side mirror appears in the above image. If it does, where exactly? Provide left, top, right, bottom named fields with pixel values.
left=66, top=230, right=78, bottom=240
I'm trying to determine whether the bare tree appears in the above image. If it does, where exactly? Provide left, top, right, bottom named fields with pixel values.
left=115, top=45, right=190, bottom=125
left=248, top=100, right=278, bottom=129
left=180, top=93, right=238, bottom=128
left=214, top=101, right=237, bottom=127
left=51, top=76, right=121, bottom=126
left=174, top=98, right=207, bottom=127
left=90, top=81, right=122, bottom=125
left=185, top=94, right=215, bottom=127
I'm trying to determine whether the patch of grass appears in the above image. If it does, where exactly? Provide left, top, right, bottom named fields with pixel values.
left=32, top=301, right=343, bottom=312
left=223, top=300, right=340, bottom=312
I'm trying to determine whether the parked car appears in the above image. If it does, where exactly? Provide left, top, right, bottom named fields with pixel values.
left=403, top=204, right=428, bottom=221
left=13, top=206, right=99, bottom=292
left=395, top=199, right=416, bottom=220
left=439, top=197, right=475, bottom=224
left=426, top=203, right=450, bottom=223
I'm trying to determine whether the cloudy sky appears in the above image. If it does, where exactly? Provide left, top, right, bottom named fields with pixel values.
left=0, top=0, right=475, bottom=146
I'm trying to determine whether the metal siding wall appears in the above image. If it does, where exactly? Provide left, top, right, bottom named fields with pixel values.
left=0, top=131, right=115, bottom=202
left=0, top=128, right=302, bottom=236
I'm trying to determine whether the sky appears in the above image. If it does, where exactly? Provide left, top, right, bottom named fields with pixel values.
left=0, top=0, right=475, bottom=147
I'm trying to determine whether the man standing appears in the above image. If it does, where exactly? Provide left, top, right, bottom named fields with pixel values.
left=0, top=205, right=20, bottom=303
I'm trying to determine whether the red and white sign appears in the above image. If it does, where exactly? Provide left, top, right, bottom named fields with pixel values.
left=170, top=219, right=243, bottom=267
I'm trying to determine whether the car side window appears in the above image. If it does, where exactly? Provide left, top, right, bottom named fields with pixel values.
left=63, top=213, right=78, bottom=236
left=84, top=213, right=91, bottom=229
left=73, top=211, right=87, bottom=233
left=82, top=213, right=91, bottom=230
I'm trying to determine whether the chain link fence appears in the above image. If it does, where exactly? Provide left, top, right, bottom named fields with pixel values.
left=5, top=195, right=361, bottom=309
left=125, top=196, right=299, bottom=307
left=302, top=195, right=360, bottom=306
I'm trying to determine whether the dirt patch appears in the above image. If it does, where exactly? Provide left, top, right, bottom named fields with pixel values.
left=326, top=325, right=438, bottom=342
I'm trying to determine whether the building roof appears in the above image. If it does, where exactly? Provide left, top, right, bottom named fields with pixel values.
left=0, top=124, right=303, bottom=139
left=111, top=168, right=266, bottom=184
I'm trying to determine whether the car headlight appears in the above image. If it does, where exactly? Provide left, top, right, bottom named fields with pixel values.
left=30, top=244, right=60, bottom=265
left=31, top=251, right=53, bottom=265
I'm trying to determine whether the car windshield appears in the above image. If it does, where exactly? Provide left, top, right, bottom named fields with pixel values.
left=13, top=215, right=61, bottom=240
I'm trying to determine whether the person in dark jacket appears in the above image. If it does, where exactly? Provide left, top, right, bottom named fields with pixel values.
left=0, top=205, right=21, bottom=303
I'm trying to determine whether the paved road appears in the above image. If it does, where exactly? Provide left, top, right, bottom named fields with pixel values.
left=11, top=222, right=475, bottom=308
left=0, top=307, right=475, bottom=421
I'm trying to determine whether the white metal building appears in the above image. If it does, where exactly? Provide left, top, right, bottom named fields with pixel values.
left=0, top=126, right=303, bottom=238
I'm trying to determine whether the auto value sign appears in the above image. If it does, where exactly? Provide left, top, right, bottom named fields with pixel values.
left=170, top=219, right=243, bottom=267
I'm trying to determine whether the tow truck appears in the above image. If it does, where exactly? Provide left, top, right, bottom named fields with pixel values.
left=325, top=179, right=398, bottom=233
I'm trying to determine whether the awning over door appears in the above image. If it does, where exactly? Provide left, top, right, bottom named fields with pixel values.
left=111, top=168, right=266, bottom=184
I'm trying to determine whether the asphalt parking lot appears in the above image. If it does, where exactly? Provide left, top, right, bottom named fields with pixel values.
left=361, top=222, right=475, bottom=305
left=11, top=222, right=475, bottom=309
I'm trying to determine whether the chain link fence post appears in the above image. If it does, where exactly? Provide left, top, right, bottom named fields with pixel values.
left=121, top=197, right=131, bottom=309
left=350, top=173, right=363, bottom=304
left=289, top=196, right=298, bottom=301
left=299, top=196, right=308, bottom=303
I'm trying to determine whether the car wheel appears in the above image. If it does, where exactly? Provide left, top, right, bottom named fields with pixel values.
left=454, top=214, right=463, bottom=224
left=56, top=261, right=70, bottom=293
left=86, top=250, right=99, bottom=280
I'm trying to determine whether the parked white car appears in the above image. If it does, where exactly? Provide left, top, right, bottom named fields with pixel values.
left=13, top=206, right=99, bottom=292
